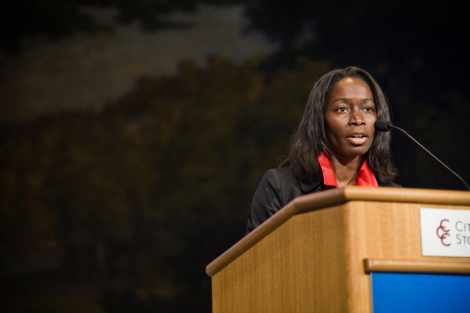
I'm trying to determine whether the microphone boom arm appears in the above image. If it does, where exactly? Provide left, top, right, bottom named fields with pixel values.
left=390, top=124, right=470, bottom=190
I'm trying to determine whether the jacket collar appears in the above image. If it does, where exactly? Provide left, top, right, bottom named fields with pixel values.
left=317, top=152, right=378, bottom=187
left=298, top=172, right=323, bottom=194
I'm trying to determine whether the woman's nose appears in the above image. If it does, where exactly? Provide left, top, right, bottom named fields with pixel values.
left=349, top=110, right=365, bottom=125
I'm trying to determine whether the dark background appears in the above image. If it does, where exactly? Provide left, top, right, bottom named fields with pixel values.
left=2, top=1, right=469, bottom=312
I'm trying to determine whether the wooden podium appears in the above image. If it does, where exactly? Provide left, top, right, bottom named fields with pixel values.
left=206, top=187, right=470, bottom=313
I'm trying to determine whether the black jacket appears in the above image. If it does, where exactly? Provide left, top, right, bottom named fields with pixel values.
left=246, top=166, right=394, bottom=232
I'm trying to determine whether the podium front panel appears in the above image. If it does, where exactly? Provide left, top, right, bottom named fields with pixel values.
left=371, top=272, right=470, bottom=312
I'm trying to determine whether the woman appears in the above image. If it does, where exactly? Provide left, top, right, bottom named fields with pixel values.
left=246, top=66, right=397, bottom=232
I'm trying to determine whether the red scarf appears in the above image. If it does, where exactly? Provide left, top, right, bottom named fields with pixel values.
left=317, top=152, right=378, bottom=187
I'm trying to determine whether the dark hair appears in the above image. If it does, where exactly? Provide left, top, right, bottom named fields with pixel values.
left=287, top=66, right=397, bottom=184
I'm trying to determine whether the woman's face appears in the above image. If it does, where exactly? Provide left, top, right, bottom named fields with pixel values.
left=324, top=77, right=377, bottom=162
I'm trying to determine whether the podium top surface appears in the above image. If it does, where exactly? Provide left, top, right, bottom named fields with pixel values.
left=206, top=187, right=470, bottom=276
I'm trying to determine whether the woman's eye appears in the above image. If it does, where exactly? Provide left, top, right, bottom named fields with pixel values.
left=336, top=106, right=349, bottom=113
left=363, top=106, right=376, bottom=112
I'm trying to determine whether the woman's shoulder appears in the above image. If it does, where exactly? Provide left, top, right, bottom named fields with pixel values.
left=263, top=166, right=294, bottom=178
left=259, top=165, right=323, bottom=197
left=259, top=166, right=299, bottom=188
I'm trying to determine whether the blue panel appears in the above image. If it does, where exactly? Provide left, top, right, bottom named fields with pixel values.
left=371, top=272, right=470, bottom=313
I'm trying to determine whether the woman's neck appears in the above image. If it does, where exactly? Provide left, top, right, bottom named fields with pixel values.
left=330, top=154, right=363, bottom=187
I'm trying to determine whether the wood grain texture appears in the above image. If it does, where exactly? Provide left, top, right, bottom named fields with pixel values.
left=343, top=186, right=470, bottom=205
left=206, top=187, right=470, bottom=276
left=206, top=187, right=348, bottom=276
left=212, top=205, right=349, bottom=313
left=208, top=187, right=470, bottom=313
left=364, top=258, right=470, bottom=274
left=342, top=201, right=470, bottom=313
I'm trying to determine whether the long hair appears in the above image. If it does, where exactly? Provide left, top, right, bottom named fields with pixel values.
left=287, top=66, right=397, bottom=184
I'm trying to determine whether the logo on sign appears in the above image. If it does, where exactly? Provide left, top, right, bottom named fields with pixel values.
left=436, top=218, right=451, bottom=246
left=421, top=208, right=470, bottom=257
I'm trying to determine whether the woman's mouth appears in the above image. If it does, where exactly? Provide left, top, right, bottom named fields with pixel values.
left=346, top=134, right=368, bottom=145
